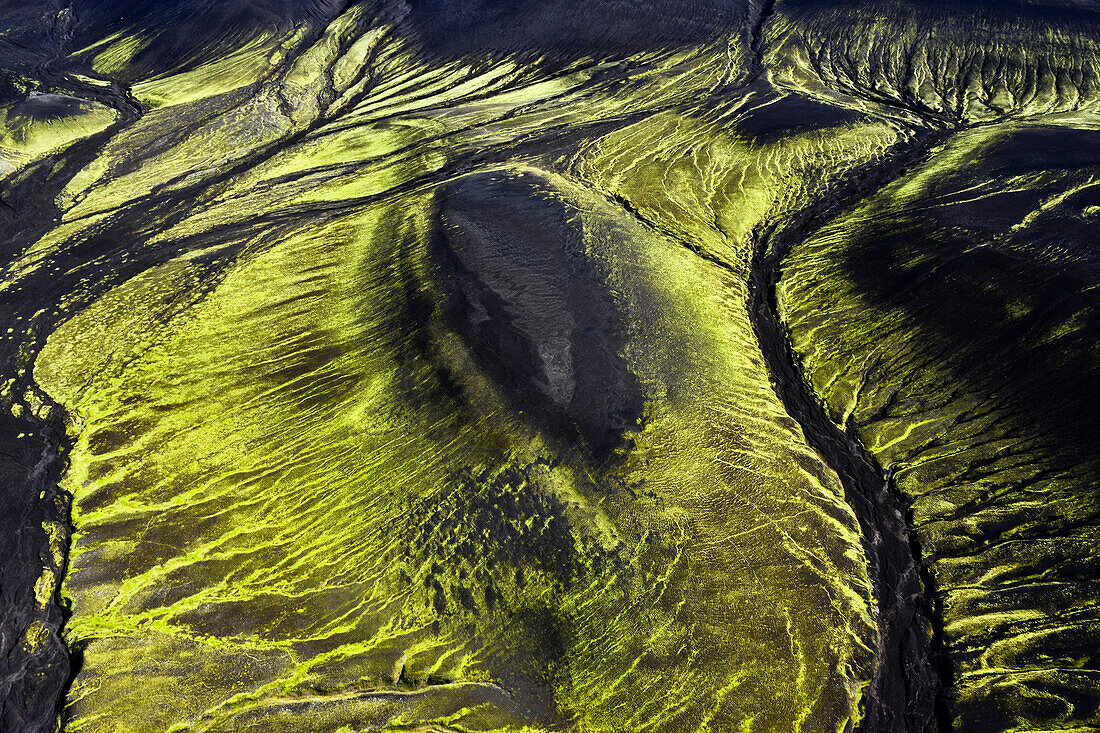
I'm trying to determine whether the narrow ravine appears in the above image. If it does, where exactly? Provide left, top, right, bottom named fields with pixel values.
left=3, top=0, right=1099, bottom=729
left=0, top=379, right=75, bottom=733
left=0, top=95, right=145, bottom=733
left=745, top=133, right=951, bottom=733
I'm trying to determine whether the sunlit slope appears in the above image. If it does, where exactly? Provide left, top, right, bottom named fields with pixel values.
left=4, top=0, right=1098, bottom=730
left=18, top=5, right=915, bottom=730
left=41, top=173, right=871, bottom=731
left=778, top=123, right=1100, bottom=731
left=0, top=0, right=330, bottom=188
left=0, top=94, right=117, bottom=182
left=768, top=0, right=1100, bottom=124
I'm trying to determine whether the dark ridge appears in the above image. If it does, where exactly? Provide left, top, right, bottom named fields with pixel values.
left=0, top=384, right=73, bottom=733
left=397, top=0, right=766, bottom=66
left=0, top=0, right=74, bottom=103
left=733, top=91, right=870, bottom=142
left=745, top=131, right=951, bottom=732
left=0, top=1, right=144, bottom=116
left=3, top=93, right=97, bottom=123
left=430, top=171, right=644, bottom=459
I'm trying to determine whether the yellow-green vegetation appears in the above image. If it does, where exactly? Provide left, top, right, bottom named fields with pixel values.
left=767, top=0, right=1100, bottom=125
left=4, top=1, right=1100, bottom=731
left=0, top=94, right=117, bottom=183
left=130, top=35, right=285, bottom=110
left=87, top=32, right=153, bottom=77
left=14, top=6, right=924, bottom=730
left=40, top=167, right=870, bottom=731
left=778, top=122, right=1100, bottom=730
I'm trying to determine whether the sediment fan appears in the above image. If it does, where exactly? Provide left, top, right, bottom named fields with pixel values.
left=1, top=1, right=1097, bottom=731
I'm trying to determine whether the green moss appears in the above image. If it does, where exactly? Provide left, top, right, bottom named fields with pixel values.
left=16, top=17, right=934, bottom=731
left=778, top=123, right=1100, bottom=730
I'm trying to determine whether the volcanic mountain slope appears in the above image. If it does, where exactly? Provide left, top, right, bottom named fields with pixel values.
left=777, top=122, right=1100, bottom=730
left=0, top=0, right=1097, bottom=731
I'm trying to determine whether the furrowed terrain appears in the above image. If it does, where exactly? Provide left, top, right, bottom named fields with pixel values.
left=0, top=1, right=1097, bottom=731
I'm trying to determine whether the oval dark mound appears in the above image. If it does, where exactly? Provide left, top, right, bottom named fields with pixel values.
left=431, top=170, right=644, bottom=459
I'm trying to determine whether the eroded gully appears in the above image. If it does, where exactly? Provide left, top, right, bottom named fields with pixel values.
left=746, top=131, right=952, bottom=733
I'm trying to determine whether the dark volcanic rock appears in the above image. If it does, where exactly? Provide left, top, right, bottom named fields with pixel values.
left=402, top=0, right=765, bottom=60
left=0, top=394, right=71, bottom=733
left=748, top=137, right=946, bottom=733
left=432, top=171, right=644, bottom=458
left=3, top=0, right=1100, bottom=730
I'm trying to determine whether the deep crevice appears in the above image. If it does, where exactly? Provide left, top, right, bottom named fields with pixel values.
left=745, top=130, right=952, bottom=732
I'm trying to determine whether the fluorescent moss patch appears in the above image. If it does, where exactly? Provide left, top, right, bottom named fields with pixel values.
left=0, top=95, right=117, bottom=178
left=90, top=33, right=152, bottom=77
left=6, top=4, right=1010, bottom=729
left=132, top=36, right=280, bottom=109
left=40, top=158, right=877, bottom=731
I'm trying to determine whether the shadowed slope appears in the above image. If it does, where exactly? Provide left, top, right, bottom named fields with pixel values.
left=779, top=123, right=1100, bottom=731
